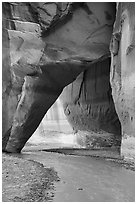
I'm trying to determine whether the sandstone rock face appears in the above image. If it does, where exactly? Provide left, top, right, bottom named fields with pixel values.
left=2, top=2, right=134, bottom=159
left=2, top=24, right=12, bottom=149
left=2, top=3, right=24, bottom=150
left=2, top=2, right=116, bottom=153
left=5, top=60, right=89, bottom=152
left=110, top=3, right=135, bottom=160
left=60, top=58, right=121, bottom=148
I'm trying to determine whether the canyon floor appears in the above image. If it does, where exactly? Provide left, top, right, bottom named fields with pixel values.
left=2, top=141, right=135, bottom=202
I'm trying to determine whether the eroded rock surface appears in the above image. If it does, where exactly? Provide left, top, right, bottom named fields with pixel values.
left=110, top=3, right=135, bottom=160
left=2, top=3, right=24, bottom=150
left=2, top=2, right=135, bottom=160
left=60, top=58, right=121, bottom=148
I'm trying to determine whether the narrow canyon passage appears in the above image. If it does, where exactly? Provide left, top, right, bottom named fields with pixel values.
left=3, top=2, right=119, bottom=153
left=2, top=2, right=135, bottom=202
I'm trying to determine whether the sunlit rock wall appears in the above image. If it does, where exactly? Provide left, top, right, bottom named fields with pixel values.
left=35, top=97, right=73, bottom=133
left=110, top=3, right=135, bottom=161
left=28, top=98, right=76, bottom=148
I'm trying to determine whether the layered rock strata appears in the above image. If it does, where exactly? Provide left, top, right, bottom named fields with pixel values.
left=2, top=2, right=134, bottom=159
left=2, top=3, right=24, bottom=150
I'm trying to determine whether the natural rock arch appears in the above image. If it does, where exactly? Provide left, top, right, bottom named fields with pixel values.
left=2, top=2, right=134, bottom=159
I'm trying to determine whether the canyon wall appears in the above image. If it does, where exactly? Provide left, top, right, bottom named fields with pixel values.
left=2, top=3, right=24, bottom=149
left=2, top=2, right=135, bottom=160
left=60, top=58, right=121, bottom=149
left=110, top=3, right=135, bottom=161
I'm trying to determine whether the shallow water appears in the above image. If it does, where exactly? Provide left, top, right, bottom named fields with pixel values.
left=18, top=148, right=135, bottom=202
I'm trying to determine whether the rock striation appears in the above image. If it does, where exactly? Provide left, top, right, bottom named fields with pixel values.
left=60, top=58, right=121, bottom=148
left=2, top=2, right=135, bottom=161
left=110, top=3, right=135, bottom=160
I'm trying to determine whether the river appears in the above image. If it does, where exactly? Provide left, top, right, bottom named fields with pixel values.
left=19, top=147, right=135, bottom=202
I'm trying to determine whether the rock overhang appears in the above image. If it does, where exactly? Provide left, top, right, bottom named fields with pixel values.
left=7, top=2, right=116, bottom=79
left=2, top=2, right=135, bottom=162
